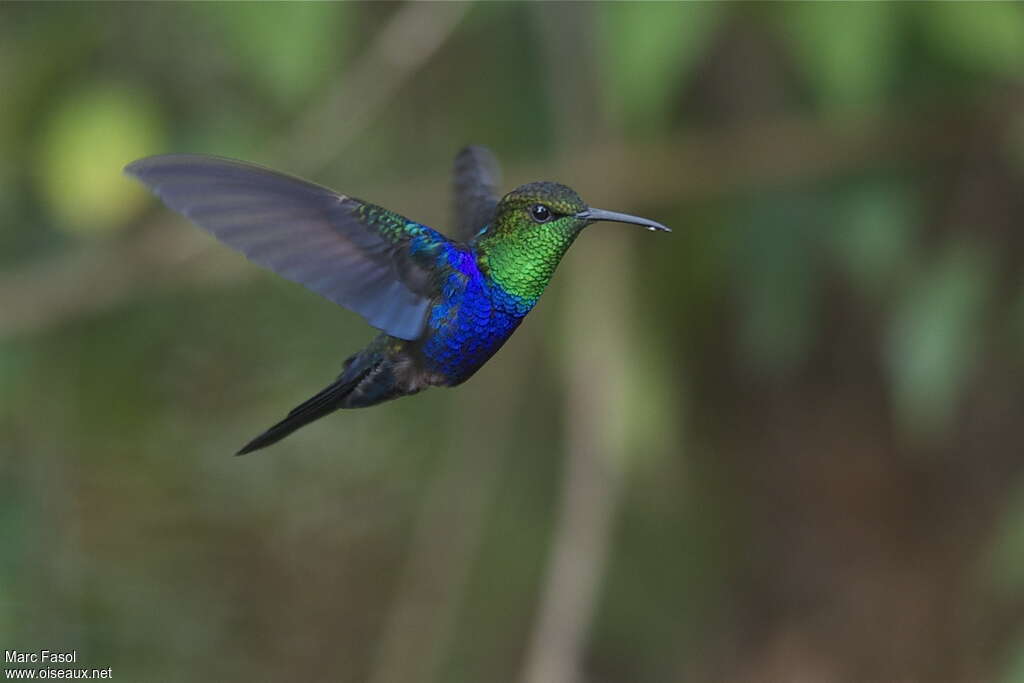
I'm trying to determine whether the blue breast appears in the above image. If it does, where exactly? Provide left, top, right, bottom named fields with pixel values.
left=420, top=246, right=531, bottom=385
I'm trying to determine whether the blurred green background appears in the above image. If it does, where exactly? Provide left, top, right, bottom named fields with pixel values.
left=5, top=2, right=1024, bottom=681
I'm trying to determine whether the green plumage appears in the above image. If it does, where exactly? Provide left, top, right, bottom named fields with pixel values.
left=475, top=182, right=588, bottom=303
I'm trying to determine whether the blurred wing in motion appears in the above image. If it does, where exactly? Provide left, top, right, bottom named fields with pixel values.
left=452, top=145, right=501, bottom=241
left=125, top=154, right=445, bottom=341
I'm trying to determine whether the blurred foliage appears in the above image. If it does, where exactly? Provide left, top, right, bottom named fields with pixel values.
left=597, top=2, right=721, bottom=131
left=731, top=189, right=824, bottom=375
left=886, top=241, right=993, bottom=446
left=828, top=180, right=919, bottom=300
left=782, top=2, right=897, bottom=114
left=5, top=2, right=1024, bottom=682
left=920, top=2, right=1024, bottom=78
left=199, top=3, right=348, bottom=105
left=38, top=84, right=164, bottom=234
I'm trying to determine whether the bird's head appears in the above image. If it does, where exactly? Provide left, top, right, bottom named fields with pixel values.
left=475, top=181, right=669, bottom=304
left=489, top=181, right=670, bottom=239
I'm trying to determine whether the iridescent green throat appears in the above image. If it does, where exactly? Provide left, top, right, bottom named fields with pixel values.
left=474, top=219, right=584, bottom=304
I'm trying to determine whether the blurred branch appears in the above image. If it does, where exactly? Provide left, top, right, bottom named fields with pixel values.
left=271, top=2, right=471, bottom=175
left=0, top=94, right=1010, bottom=340
left=521, top=7, right=624, bottom=682
left=367, top=375, right=520, bottom=683
left=520, top=234, right=632, bottom=683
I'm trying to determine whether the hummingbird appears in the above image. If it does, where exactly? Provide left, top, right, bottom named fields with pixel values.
left=125, top=146, right=670, bottom=454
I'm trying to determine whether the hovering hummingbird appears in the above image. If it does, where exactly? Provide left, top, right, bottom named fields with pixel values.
left=125, top=147, right=670, bottom=454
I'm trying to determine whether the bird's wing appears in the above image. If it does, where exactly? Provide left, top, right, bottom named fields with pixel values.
left=451, top=145, right=501, bottom=241
left=126, top=154, right=448, bottom=341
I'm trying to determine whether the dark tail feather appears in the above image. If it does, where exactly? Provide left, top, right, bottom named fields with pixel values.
left=236, top=373, right=364, bottom=455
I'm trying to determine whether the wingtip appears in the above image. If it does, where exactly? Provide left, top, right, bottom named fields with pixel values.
left=123, top=155, right=164, bottom=180
left=122, top=153, right=200, bottom=178
left=123, top=158, right=144, bottom=178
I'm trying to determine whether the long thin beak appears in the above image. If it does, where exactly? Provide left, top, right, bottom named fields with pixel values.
left=575, top=207, right=671, bottom=232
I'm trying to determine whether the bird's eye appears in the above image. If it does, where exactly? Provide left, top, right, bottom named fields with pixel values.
left=529, top=204, right=553, bottom=223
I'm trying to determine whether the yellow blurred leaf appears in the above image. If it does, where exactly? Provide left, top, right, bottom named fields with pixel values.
left=37, top=83, right=165, bottom=236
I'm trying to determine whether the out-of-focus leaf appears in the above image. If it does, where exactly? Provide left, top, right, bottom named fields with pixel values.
left=919, top=3, right=1024, bottom=77
left=783, top=3, right=897, bottom=113
left=597, top=3, right=720, bottom=131
left=885, top=243, right=992, bottom=445
left=830, top=182, right=919, bottom=299
left=197, top=3, right=346, bottom=104
left=37, top=83, right=165, bottom=235
left=733, top=193, right=821, bottom=375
